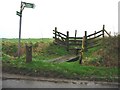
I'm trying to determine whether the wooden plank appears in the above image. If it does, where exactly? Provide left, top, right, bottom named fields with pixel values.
left=61, top=37, right=66, bottom=41
left=87, top=33, right=96, bottom=37
left=69, top=37, right=83, bottom=39
left=87, top=30, right=102, bottom=37
left=104, top=30, right=111, bottom=37
left=57, top=34, right=66, bottom=39
left=95, top=30, right=103, bottom=34
left=53, top=30, right=67, bottom=37
left=48, top=55, right=79, bottom=63
left=66, top=56, right=79, bottom=62
left=87, top=34, right=103, bottom=40
left=56, top=31, right=67, bottom=37
left=94, top=33, right=103, bottom=38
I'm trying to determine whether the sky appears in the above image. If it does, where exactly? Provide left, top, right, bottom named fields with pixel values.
left=0, top=0, right=119, bottom=38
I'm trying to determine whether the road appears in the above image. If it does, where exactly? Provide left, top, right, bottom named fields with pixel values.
left=2, top=79, right=118, bottom=88
left=2, top=73, right=119, bottom=88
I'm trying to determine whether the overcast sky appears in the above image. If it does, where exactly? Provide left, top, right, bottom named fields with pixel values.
left=0, top=0, right=119, bottom=38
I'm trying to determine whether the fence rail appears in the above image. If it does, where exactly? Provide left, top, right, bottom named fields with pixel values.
left=87, top=33, right=103, bottom=40
left=69, top=37, right=83, bottom=39
left=53, top=30, right=67, bottom=37
left=87, top=30, right=103, bottom=38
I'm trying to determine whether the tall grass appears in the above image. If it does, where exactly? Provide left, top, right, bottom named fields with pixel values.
left=83, top=36, right=119, bottom=67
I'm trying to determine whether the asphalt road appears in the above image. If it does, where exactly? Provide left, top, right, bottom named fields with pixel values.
left=2, top=79, right=118, bottom=88
left=2, top=73, right=119, bottom=88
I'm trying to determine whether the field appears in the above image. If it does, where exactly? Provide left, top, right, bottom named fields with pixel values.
left=1, top=37, right=119, bottom=82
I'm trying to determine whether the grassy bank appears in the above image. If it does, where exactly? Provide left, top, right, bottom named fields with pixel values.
left=2, top=53, right=118, bottom=82
left=2, top=38, right=119, bottom=82
left=83, top=36, right=119, bottom=67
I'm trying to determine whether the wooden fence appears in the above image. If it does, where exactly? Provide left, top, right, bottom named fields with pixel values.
left=53, top=27, right=67, bottom=46
left=53, top=27, right=82, bottom=51
left=83, top=25, right=111, bottom=51
left=53, top=25, right=111, bottom=52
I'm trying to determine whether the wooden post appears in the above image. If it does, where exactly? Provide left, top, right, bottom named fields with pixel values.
left=82, top=36, right=85, bottom=50
left=75, top=30, right=77, bottom=39
left=66, top=31, right=69, bottom=51
left=75, top=30, right=77, bottom=44
left=79, top=51, right=82, bottom=64
left=55, top=27, right=57, bottom=41
left=102, top=25, right=105, bottom=38
left=94, top=31, right=96, bottom=38
left=26, top=44, right=32, bottom=63
left=84, top=31, right=87, bottom=51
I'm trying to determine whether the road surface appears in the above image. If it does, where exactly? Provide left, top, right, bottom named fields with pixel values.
left=2, top=79, right=119, bottom=88
left=2, top=73, right=119, bottom=88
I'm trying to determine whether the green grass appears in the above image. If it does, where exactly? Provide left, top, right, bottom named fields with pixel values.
left=2, top=53, right=118, bottom=81
left=2, top=38, right=69, bottom=58
left=83, top=46, right=101, bottom=58
left=2, top=38, right=119, bottom=82
left=2, top=38, right=53, bottom=44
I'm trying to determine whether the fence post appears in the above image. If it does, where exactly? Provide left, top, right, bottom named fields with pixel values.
left=26, top=44, right=32, bottom=63
left=55, top=27, right=57, bottom=39
left=55, top=27, right=57, bottom=41
left=75, top=30, right=77, bottom=39
left=102, top=25, right=105, bottom=38
left=66, top=31, right=69, bottom=51
left=79, top=51, right=83, bottom=64
left=94, top=31, right=96, bottom=38
left=84, top=31, right=87, bottom=51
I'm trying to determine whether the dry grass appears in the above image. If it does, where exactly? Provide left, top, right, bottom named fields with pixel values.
left=83, top=35, right=119, bottom=67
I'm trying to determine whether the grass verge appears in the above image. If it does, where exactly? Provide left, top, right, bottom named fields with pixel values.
left=2, top=38, right=119, bottom=82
